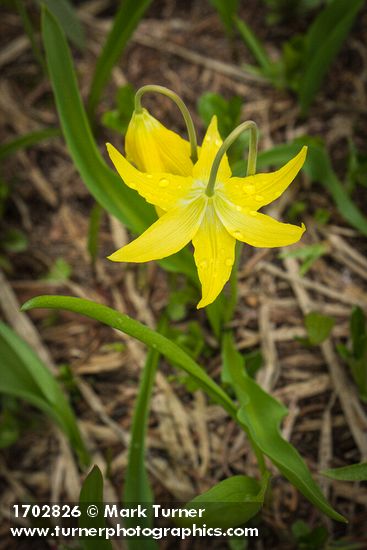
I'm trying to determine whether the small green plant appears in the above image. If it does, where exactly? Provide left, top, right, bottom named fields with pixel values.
left=280, top=243, right=328, bottom=276
left=234, top=0, right=364, bottom=113
left=263, top=0, right=326, bottom=25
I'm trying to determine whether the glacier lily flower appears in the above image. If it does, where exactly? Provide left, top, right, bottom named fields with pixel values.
left=107, top=115, right=306, bottom=309
left=125, top=84, right=197, bottom=177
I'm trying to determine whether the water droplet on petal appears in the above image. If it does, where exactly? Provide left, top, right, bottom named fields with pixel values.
left=233, top=230, right=243, bottom=239
left=146, top=174, right=153, bottom=179
left=159, top=178, right=169, bottom=187
left=242, top=184, right=255, bottom=194
left=249, top=210, right=258, bottom=217
left=235, top=205, right=242, bottom=212
left=206, top=135, right=211, bottom=142
left=225, top=258, right=233, bottom=266
left=215, top=139, right=221, bottom=147
left=199, top=259, right=208, bottom=269
left=255, top=194, right=264, bottom=202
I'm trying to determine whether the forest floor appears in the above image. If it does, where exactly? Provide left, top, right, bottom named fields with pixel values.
left=0, top=1, right=367, bottom=549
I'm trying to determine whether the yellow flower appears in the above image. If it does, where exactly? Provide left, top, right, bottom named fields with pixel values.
left=125, top=108, right=193, bottom=176
left=107, top=116, right=306, bottom=308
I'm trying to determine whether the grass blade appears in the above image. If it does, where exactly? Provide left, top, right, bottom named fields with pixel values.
left=235, top=16, right=272, bottom=73
left=87, top=0, right=152, bottom=119
left=0, top=321, right=89, bottom=466
left=123, top=320, right=166, bottom=550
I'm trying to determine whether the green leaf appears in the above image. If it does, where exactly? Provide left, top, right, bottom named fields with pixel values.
left=237, top=387, right=345, bottom=521
left=257, top=140, right=367, bottom=237
left=304, top=312, right=335, bottom=345
left=79, top=465, right=113, bottom=550
left=43, top=258, right=72, bottom=282
left=321, top=462, right=367, bottom=482
left=41, top=6, right=155, bottom=235
left=178, top=474, right=268, bottom=528
left=0, top=322, right=89, bottom=466
left=87, top=0, right=152, bottom=118
left=123, top=321, right=165, bottom=550
left=0, top=127, right=60, bottom=161
left=221, top=333, right=345, bottom=522
left=280, top=243, right=328, bottom=276
left=40, top=0, right=85, bottom=49
left=298, top=0, right=364, bottom=113
left=21, top=296, right=237, bottom=417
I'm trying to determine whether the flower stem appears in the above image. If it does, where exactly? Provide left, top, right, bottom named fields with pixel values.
left=134, top=85, right=198, bottom=164
left=205, top=120, right=259, bottom=197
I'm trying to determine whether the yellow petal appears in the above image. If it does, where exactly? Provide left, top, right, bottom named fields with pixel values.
left=223, top=146, right=307, bottom=210
left=215, top=195, right=305, bottom=248
left=193, top=116, right=231, bottom=182
left=108, top=197, right=207, bottom=263
left=125, top=108, right=193, bottom=176
left=193, top=201, right=236, bottom=309
left=107, top=143, right=193, bottom=211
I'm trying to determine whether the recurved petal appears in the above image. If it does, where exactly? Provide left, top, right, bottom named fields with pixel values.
left=193, top=116, right=231, bottom=182
left=193, top=202, right=236, bottom=309
left=125, top=109, right=193, bottom=176
left=223, top=146, right=307, bottom=210
left=215, top=195, right=305, bottom=248
left=107, top=143, right=193, bottom=211
left=108, top=197, right=206, bottom=263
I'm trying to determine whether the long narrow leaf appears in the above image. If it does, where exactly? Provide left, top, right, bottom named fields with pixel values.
left=0, top=322, right=89, bottom=466
left=87, top=0, right=152, bottom=118
left=235, top=16, right=272, bottom=72
left=21, top=295, right=237, bottom=417
left=124, top=321, right=165, bottom=550
left=42, top=6, right=154, bottom=235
